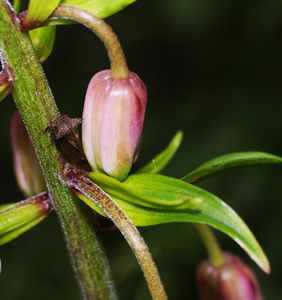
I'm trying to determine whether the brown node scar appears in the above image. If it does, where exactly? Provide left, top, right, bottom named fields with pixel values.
left=48, top=115, right=89, bottom=170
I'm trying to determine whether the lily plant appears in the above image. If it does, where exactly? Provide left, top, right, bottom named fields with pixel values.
left=0, top=0, right=281, bottom=299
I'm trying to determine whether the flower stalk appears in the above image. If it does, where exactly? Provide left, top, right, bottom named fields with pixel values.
left=51, top=4, right=129, bottom=78
left=195, top=224, right=225, bottom=267
left=62, top=166, right=168, bottom=300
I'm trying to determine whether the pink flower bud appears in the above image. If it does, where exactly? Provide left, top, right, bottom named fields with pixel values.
left=10, top=112, right=46, bottom=197
left=82, top=70, right=147, bottom=181
left=197, top=253, right=264, bottom=300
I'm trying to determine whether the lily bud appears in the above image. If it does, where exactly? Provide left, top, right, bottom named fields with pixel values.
left=10, top=112, right=46, bottom=197
left=0, top=70, right=13, bottom=101
left=82, top=70, right=147, bottom=181
left=197, top=252, right=264, bottom=300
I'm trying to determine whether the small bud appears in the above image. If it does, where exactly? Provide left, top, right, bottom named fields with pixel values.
left=0, top=70, right=13, bottom=101
left=82, top=70, right=147, bottom=181
left=197, top=252, right=264, bottom=300
left=10, top=112, right=46, bottom=197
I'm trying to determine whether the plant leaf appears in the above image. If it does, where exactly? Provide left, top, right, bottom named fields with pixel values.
left=13, top=0, right=21, bottom=13
left=89, top=172, right=200, bottom=208
left=25, top=0, right=61, bottom=28
left=0, top=193, right=51, bottom=245
left=182, top=151, right=282, bottom=183
left=0, top=215, right=46, bottom=246
left=60, top=0, right=136, bottom=19
left=0, top=202, right=43, bottom=234
left=85, top=172, right=269, bottom=273
left=63, top=167, right=168, bottom=298
left=0, top=203, right=14, bottom=211
left=136, top=131, right=183, bottom=174
left=29, top=26, right=56, bottom=63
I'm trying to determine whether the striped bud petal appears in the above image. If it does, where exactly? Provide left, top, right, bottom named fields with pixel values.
left=82, top=70, right=147, bottom=181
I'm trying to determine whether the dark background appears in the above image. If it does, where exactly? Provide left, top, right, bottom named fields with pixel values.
left=1, top=0, right=282, bottom=299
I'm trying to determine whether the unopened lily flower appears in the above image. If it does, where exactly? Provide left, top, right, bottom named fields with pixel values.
left=82, top=70, right=147, bottom=181
left=10, top=112, right=46, bottom=197
left=196, top=252, right=264, bottom=300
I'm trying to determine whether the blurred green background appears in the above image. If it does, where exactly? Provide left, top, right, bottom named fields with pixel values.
left=1, top=0, right=282, bottom=299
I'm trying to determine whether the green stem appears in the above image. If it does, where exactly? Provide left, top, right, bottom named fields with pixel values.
left=62, top=166, right=168, bottom=300
left=0, top=1, right=117, bottom=299
left=51, top=4, right=129, bottom=79
left=195, top=224, right=225, bottom=267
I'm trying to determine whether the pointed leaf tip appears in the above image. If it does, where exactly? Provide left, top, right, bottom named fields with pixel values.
left=136, top=131, right=183, bottom=174
left=183, top=151, right=282, bottom=183
left=86, top=172, right=269, bottom=273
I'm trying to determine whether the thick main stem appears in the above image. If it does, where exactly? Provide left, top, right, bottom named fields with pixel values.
left=0, top=1, right=117, bottom=299
left=51, top=4, right=129, bottom=79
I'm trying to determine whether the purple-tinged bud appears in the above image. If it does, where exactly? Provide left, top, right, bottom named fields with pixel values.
left=10, top=112, right=46, bottom=197
left=82, top=70, right=147, bottom=181
left=197, top=252, right=264, bottom=300
left=0, top=70, right=13, bottom=101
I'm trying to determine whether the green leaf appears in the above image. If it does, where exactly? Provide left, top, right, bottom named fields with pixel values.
left=29, top=26, right=56, bottom=63
left=0, top=194, right=51, bottom=245
left=0, top=202, right=43, bottom=235
left=25, top=0, right=61, bottom=27
left=89, top=172, right=200, bottom=208
left=182, top=151, right=282, bottom=183
left=85, top=172, right=269, bottom=273
left=60, top=0, right=136, bottom=19
left=136, top=131, right=183, bottom=174
left=13, top=0, right=21, bottom=13
left=0, top=215, right=46, bottom=246
left=0, top=203, right=15, bottom=211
